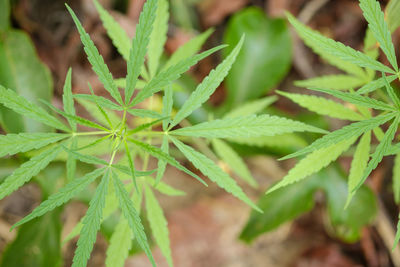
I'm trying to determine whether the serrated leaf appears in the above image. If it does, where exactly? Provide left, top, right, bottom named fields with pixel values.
left=287, top=12, right=395, bottom=74
left=73, top=94, right=123, bottom=110
left=123, top=140, right=138, bottom=191
left=295, top=75, right=366, bottom=91
left=345, top=131, right=371, bottom=207
left=112, top=172, right=156, bottom=267
left=281, top=113, right=394, bottom=160
left=130, top=45, right=226, bottom=107
left=62, top=68, right=76, bottom=131
left=357, top=74, right=397, bottom=94
left=229, top=133, right=308, bottom=149
left=127, top=108, right=163, bottom=119
left=145, top=185, right=173, bottom=266
left=0, top=145, right=62, bottom=200
left=128, top=117, right=168, bottom=135
left=127, top=137, right=207, bottom=186
left=0, top=132, right=68, bottom=157
left=62, top=145, right=108, bottom=166
left=105, top=218, right=132, bottom=267
left=67, top=137, right=78, bottom=181
left=170, top=36, right=244, bottom=128
left=155, top=135, right=169, bottom=185
left=383, top=73, right=400, bottom=107
left=0, top=85, right=69, bottom=132
left=224, top=96, right=277, bottom=118
left=360, top=0, right=398, bottom=71
left=12, top=167, right=105, bottom=229
left=268, top=137, right=357, bottom=193
left=162, top=85, right=173, bottom=130
left=212, top=139, right=257, bottom=187
left=171, top=114, right=327, bottom=138
left=66, top=4, right=122, bottom=104
left=170, top=136, right=261, bottom=212
left=393, top=153, right=400, bottom=204
left=72, top=170, right=110, bottom=267
left=278, top=91, right=364, bottom=121
left=76, top=97, right=119, bottom=129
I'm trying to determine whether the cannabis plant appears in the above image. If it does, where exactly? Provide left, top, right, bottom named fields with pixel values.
left=0, top=0, right=325, bottom=266
left=269, top=0, right=400, bottom=247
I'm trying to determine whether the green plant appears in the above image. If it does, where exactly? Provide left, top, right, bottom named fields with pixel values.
left=0, top=0, right=325, bottom=266
left=257, top=0, right=400, bottom=246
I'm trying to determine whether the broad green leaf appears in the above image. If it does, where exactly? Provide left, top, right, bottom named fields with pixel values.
left=268, top=137, right=357, bottom=193
left=295, top=75, right=365, bottom=91
left=0, top=0, right=9, bottom=31
left=0, top=86, right=69, bottom=132
left=72, top=170, right=110, bottom=267
left=145, top=185, right=173, bottom=266
left=94, top=0, right=131, bottom=60
left=393, top=153, right=400, bottom=204
left=0, top=132, right=68, bottom=157
left=281, top=113, right=394, bottom=160
left=212, top=139, right=257, bottom=187
left=130, top=45, right=226, bottom=107
left=354, top=115, right=400, bottom=192
left=278, top=91, right=364, bottom=121
left=127, top=138, right=207, bottom=186
left=0, top=145, right=62, bottom=200
left=62, top=68, right=76, bottom=131
left=12, top=168, right=105, bottom=229
left=73, top=94, right=123, bottom=111
left=155, top=135, right=169, bottom=184
left=240, top=176, right=318, bottom=243
left=346, top=131, right=371, bottom=207
left=171, top=114, right=326, bottom=138
left=170, top=36, right=244, bottom=128
left=357, top=74, right=397, bottom=94
left=224, top=96, right=277, bottom=118
left=164, top=28, right=213, bottom=70
left=148, top=0, right=169, bottom=77
left=309, top=87, right=396, bottom=111
left=105, top=218, right=132, bottom=267
left=287, top=12, right=395, bottom=74
left=360, top=0, right=398, bottom=70
left=66, top=4, right=122, bottom=104
left=112, top=172, right=156, bottom=267
left=0, top=30, right=53, bottom=133
left=386, top=0, right=400, bottom=33
left=170, top=136, right=261, bottom=212
left=224, top=7, right=291, bottom=108
left=128, top=108, right=163, bottom=119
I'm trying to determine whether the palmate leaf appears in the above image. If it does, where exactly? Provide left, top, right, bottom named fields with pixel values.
left=66, top=4, right=122, bottom=105
left=145, top=185, right=173, bottom=267
left=354, top=115, right=400, bottom=192
left=0, top=145, right=62, bottom=200
left=281, top=113, right=395, bottom=160
left=357, top=74, right=397, bottom=94
left=12, top=167, right=105, bottom=229
left=170, top=114, right=326, bottom=139
left=72, top=170, right=110, bottom=267
left=287, top=12, right=395, bottom=74
left=125, top=0, right=157, bottom=104
left=345, top=131, right=371, bottom=207
left=223, top=96, right=277, bottom=118
left=268, top=137, right=357, bottom=193
left=278, top=91, right=364, bottom=121
left=360, top=0, right=398, bottom=71
left=0, top=132, right=68, bottom=157
left=169, top=36, right=244, bottom=128
left=393, top=152, right=400, bottom=204
left=62, top=68, right=76, bottom=131
left=0, top=86, right=70, bottom=132
left=130, top=45, right=226, bottom=107
left=112, top=172, right=156, bottom=267
left=170, top=136, right=261, bottom=212
left=127, top=138, right=207, bottom=186
left=295, top=75, right=366, bottom=91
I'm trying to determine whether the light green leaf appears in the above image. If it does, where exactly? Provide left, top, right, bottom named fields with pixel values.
left=155, top=135, right=169, bottom=185
left=128, top=117, right=167, bottom=135
left=148, top=0, right=169, bottom=77
left=72, top=170, right=110, bottom=267
left=357, top=74, right=397, bottom=94
left=112, top=172, right=155, bottom=267
left=0, top=145, right=62, bottom=200
left=0, top=0, right=10, bottom=31
left=67, top=137, right=78, bottom=181
left=66, top=4, right=122, bottom=104
left=62, top=146, right=109, bottom=166
left=170, top=136, right=261, bottom=212
left=360, top=0, right=398, bottom=70
left=123, top=140, right=138, bottom=191
left=224, top=96, right=277, bottom=118
left=229, top=133, right=308, bottom=149
left=145, top=185, right=173, bottom=266
left=171, top=114, right=326, bottom=138
left=393, top=214, right=400, bottom=250
left=0, top=85, right=69, bottom=132
left=268, top=137, right=357, bottom=193
left=383, top=73, right=400, bottom=107
left=393, top=153, right=400, bottom=204
left=73, top=94, right=123, bottom=111
left=0, top=133, right=68, bottom=157
left=295, top=75, right=366, bottom=91
left=146, top=177, right=186, bottom=196
left=62, top=68, right=76, bottom=131
left=162, top=85, right=173, bottom=130
left=386, top=0, right=400, bottom=33
left=281, top=113, right=394, bottom=160
left=12, top=168, right=105, bottom=229
left=105, top=218, right=132, bottom=267
left=75, top=97, right=119, bottom=129
left=170, top=36, right=244, bottom=128
left=128, top=108, right=163, bottom=119
left=278, top=91, right=364, bottom=121
left=345, top=131, right=371, bottom=207
left=212, top=139, right=257, bottom=187
left=287, top=12, right=395, bottom=74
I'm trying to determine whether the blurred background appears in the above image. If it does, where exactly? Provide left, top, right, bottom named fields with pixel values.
left=1, top=0, right=400, bottom=266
